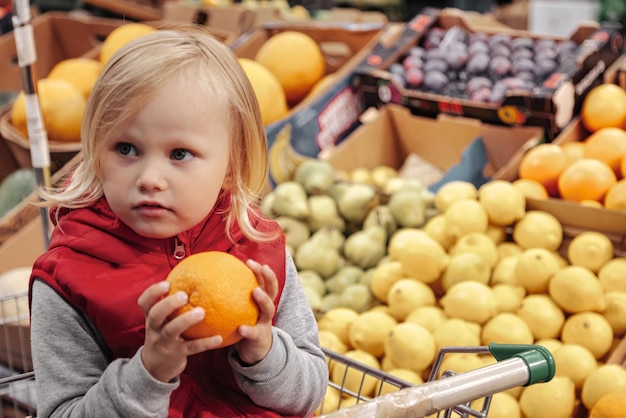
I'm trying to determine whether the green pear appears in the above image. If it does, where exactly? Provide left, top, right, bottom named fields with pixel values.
left=337, top=183, right=379, bottom=224
left=362, top=205, right=397, bottom=241
left=388, top=189, right=427, bottom=228
left=272, top=181, right=309, bottom=219
left=340, top=283, right=374, bottom=313
left=325, top=265, right=364, bottom=294
left=343, top=225, right=387, bottom=269
left=294, top=229, right=344, bottom=278
left=307, top=195, right=346, bottom=232
left=294, top=159, right=336, bottom=195
left=298, top=270, right=325, bottom=297
left=275, top=216, right=310, bottom=250
left=260, top=191, right=276, bottom=217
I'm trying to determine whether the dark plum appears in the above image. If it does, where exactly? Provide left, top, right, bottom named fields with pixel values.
left=512, top=57, right=535, bottom=74
left=534, top=59, right=557, bottom=78
left=466, top=52, right=490, bottom=74
left=490, top=43, right=512, bottom=58
left=446, top=49, right=470, bottom=70
left=468, top=41, right=490, bottom=55
left=423, top=71, right=449, bottom=91
left=534, top=38, right=557, bottom=52
left=489, top=56, right=513, bottom=77
left=489, top=82, right=509, bottom=104
left=424, top=58, right=448, bottom=73
left=408, top=46, right=426, bottom=59
left=515, top=71, right=535, bottom=82
left=403, top=55, right=424, bottom=70
left=425, top=48, right=444, bottom=61
left=470, top=87, right=492, bottom=102
left=389, top=63, right=405, bottom=78
left=510, top=37, right=534, bottom=51
left=390, top=73, right=406, bottom=88
left=535, top=48, right=557, bottom=62
left=469, top=32, right=489, bottom=44
left=467, top=76, right=493, bottom=94
left=405, top=68, right=424, bottom=88
left=488, top=33, right=512, bottom=49
left=511, top=48, right=533, bottom=62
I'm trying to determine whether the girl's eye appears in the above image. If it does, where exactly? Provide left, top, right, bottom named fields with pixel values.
left=171, top=149, right=193, bottom=161
left=115, top=142, right=137, bottom=156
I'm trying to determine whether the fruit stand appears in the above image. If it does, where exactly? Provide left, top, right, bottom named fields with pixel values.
left=0, top=1, right=626, bottom=417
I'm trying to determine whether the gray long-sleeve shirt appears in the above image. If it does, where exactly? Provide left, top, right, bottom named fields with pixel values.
left=30, top=251, right=328, bottom=417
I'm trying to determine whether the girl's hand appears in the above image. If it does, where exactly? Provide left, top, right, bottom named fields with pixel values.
left=138, top=281, right=223, bottom=383
left=234, top=259, right=279, bottom=365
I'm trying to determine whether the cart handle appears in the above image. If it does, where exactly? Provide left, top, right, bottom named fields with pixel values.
left=488, top=342, right=555, bottom=386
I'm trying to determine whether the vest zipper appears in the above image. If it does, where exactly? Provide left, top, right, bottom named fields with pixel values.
left=173, top=237, right=186, bottom=260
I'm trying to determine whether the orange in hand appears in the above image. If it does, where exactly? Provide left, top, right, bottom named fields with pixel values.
left=583, top=127, right=626, bottom=177
left=166, top=251, right=259, bottom=347
left=518, top=143, right=569, bottom=197
left=557, top=159, right=617, bottom=203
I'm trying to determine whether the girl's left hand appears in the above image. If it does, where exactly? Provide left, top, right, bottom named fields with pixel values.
left=234, top=259, right=279, bottom=365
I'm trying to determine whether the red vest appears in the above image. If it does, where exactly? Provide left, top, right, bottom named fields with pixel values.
left=31, top=195, right=295, bottom=417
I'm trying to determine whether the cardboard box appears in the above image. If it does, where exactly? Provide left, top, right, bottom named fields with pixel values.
left=319, top=104, right=545, bottom=193
left=82, top=0, right=165, bottom=21
left=230, top=20, right=385, bottom=186
left=353, top=7, right=624, bottom=140
left=604, top=53, right=626, bottom=89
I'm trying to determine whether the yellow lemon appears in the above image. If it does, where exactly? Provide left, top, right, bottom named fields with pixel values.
left=512, top=210, right=563, bottom=251
left=490, top=256, right=520, bottom=286
left=598, top=258, right=626, bottom=292
left=386, top=279, right=436, bottom=321
left=384, top=322, right=436, bottom=373
left=330, top=349, right=380, bottom=397
left=434, top=181, right=478, bottom=212
left=377, top=368, right=423, bottom=395
left=516, top=294, right=565, bottom=340
left=437, top=353, right=484, bottom=378
left=471, top=393, right=521, bottom=418
left=491, top=284, right=526, bottom=313
left=404, top=306, right=448, bottom=334
left=440, top=281, right=497, bottom=325
left=441, top=253, right=491, bottom=291
left=449, top=232, right=499, bottom=268
left=388, top=229, right=449, bottom=284
left=581, top=364, right=626, bottom=410
left=444, top=199, right=489, bottom=240
left=423, top=214, right=456, bottom=250
left=519, top=376, right=576, bottom=418
left=315, top=386, right=341, bottom=415
left=553, top=343, right=598, bottom=388
left=567, top=231, right=614, bottom=273
left=514, top=247, right=561, bottom=293
left=548, top=265, right=606, bottom=313
left=432, top=318, right=481, bottom=351
left=317, top=307, right=359, bottom=347
left=496, top=242, right=523, bottom=259
left=348, top=309, right=397, bottom=358
left=368, top=261, right=404, bottom=304
left=535, top=338, right=563, bottom=356
left=478, top=180, right=526, bottom=226
left=480, top=312, right=534, bottom=345
left=561, top=312, right=614, bottom=359
left=602, top=291, right=626, bottom=336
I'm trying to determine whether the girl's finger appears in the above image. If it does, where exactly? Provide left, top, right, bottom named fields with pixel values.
left=145, top=291, right=189, bottom=331
left=252, top=287, right=275, bottom=324
left=137, top=281, right=170, bottom=316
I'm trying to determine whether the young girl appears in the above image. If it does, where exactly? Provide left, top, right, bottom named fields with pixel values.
left=29, top=24, right=328, bottom=417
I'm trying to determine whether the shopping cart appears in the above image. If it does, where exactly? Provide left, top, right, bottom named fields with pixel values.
left=0, top=290, right=36, bottom=418
left=321, top=343, right=555, bottom=418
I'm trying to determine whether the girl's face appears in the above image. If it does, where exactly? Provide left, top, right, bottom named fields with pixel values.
left=99, top=75, right=231, bottom=239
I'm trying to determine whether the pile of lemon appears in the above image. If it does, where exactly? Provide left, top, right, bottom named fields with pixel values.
left=312, top=178, right=626, bottom=418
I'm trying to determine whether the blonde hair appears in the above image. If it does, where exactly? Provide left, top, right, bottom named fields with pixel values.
left=40, top=23, right=274, bottom=242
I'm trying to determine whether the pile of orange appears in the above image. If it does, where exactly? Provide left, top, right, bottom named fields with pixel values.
left=166, top=251, right=259, bottom=348
left=518, top=84, right=626, bottom=211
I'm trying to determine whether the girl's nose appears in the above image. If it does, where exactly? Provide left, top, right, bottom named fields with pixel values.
left=136, top=163, right=168, bottom=191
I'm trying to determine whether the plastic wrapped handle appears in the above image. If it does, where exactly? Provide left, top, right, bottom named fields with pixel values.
left=322, top=344, right=555, bottom=418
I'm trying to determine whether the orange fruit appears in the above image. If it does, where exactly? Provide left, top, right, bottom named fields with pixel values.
left=589, top=392, right=626, bottom=418
left=238, top=58, right=289, bottom=126
left=11, top=78, right=86, bottom=143
left=518, top=143, right=569, bottom=197
left=166, top=251, right=259, bottom=347
left=512, top=179, right=549, bottom=200
left=581, top=83, right=626, bottom=133
left=584, top=127, right=626, bottom=176
left=560, top=141, right=585, bottom=165
left=558, top=158, right=617, bottom=202
left=47, top=57, right=101, bottom=99
left=255, top=31, right=325, bottom=105
left=605, top=179, right=626, bottom=211
left=100, top=23, right=157, bottom=66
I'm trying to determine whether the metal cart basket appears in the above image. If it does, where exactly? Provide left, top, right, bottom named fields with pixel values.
left=321, top=343, right=555, bottom=418
left=0, top=290, right=36, bottom=418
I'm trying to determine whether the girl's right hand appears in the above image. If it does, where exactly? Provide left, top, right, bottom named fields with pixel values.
left=137, top=281, right=223, bottom=383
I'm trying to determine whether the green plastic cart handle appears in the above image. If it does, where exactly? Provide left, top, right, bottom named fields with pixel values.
left=488, top=343, right=556, bottom=386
